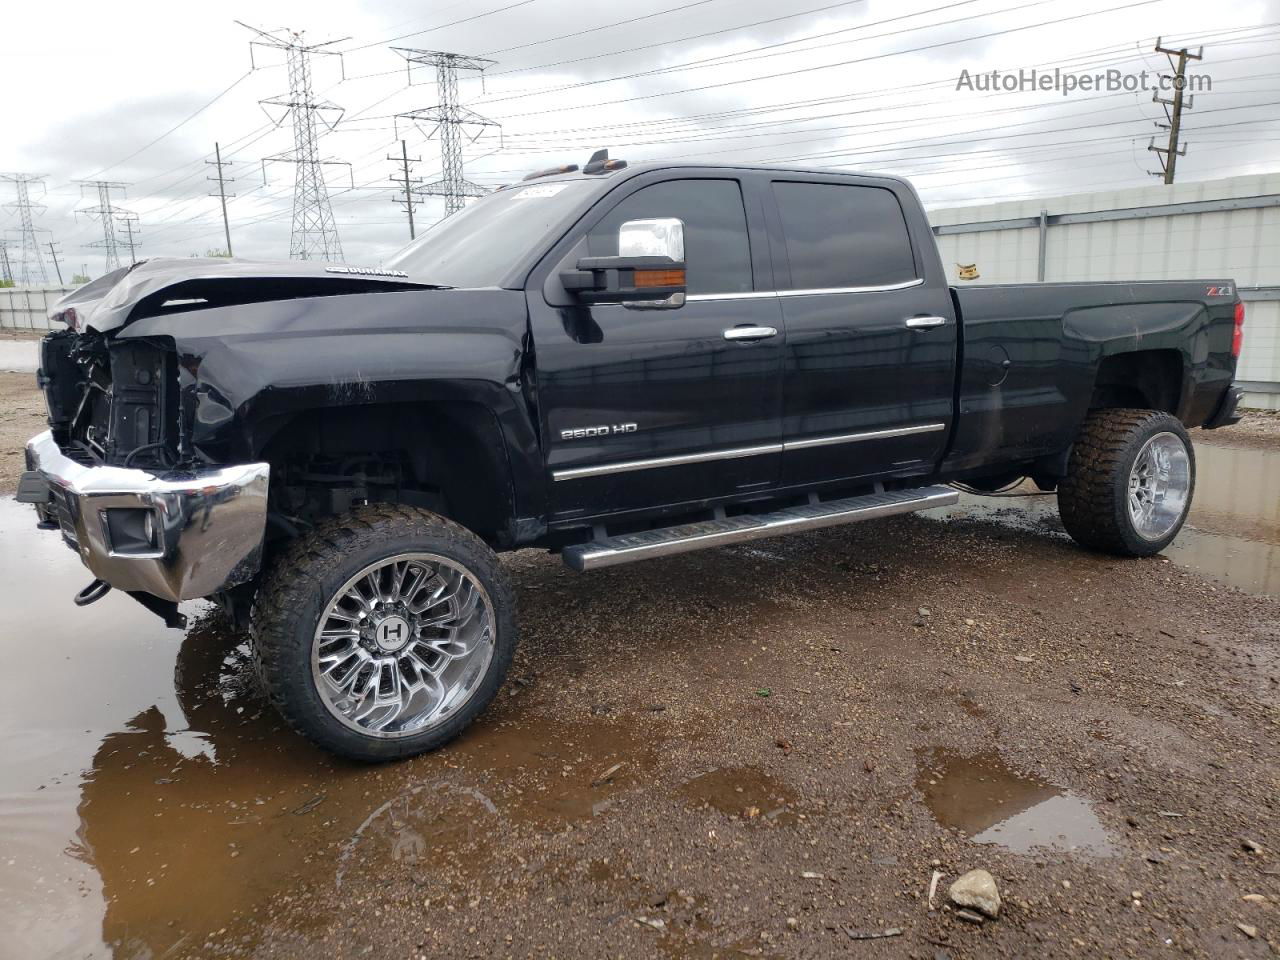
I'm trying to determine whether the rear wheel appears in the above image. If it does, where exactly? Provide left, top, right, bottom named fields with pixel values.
left=252, top=505, right=517, bottom=761
left=1058, top=408, right=1195, bottom=557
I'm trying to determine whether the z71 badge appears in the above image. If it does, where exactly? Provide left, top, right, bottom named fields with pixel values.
left=561, top=423, right=638, bottom=440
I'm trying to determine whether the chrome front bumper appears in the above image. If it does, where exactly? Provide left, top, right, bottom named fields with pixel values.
left=22, top=431, right=269, bottom=601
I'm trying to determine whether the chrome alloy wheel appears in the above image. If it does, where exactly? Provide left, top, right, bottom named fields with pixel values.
left=1127, top=432, right=1192, bottom=541
left=311, top=553, right=495, bottom=738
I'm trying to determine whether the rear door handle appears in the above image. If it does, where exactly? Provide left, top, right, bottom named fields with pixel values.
left=723, top=325, right=778, bottom=342
left=905, top=316, right=948, bottom=330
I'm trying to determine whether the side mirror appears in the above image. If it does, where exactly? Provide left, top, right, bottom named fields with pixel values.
left=560, top=217, right=686, bottom=309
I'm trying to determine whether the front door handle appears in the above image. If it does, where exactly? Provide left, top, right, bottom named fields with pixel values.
left=723, top=325, right=778, bottom=342
left=905, top=316, right=948, bottom=330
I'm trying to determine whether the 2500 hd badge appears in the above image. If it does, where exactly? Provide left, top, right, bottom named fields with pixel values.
left=561, top=423, right=639, bottom=440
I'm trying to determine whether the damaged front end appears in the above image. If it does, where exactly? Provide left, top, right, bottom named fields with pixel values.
left=23, top=322, right=269, bottom=625
left=21, top=256, right=447, bottom=625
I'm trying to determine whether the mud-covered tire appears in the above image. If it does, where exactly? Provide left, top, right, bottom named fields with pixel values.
left=1058, top=408, right=1195, bottom=557
left=251, top=505, right=517, bottom=762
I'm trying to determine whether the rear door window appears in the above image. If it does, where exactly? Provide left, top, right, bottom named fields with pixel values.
left=772, top=181, right=918, bottom=290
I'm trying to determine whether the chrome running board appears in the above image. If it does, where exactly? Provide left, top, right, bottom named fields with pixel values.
left=562, top=485, right=958, bottom=572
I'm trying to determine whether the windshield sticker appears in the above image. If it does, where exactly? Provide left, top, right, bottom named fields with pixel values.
left=513, top=184, right=569, bottom=200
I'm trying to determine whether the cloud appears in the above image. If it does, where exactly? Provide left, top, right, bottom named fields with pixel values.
left=3, top=0, right=1279, bottom=274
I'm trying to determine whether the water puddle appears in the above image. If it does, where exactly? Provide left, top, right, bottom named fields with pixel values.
left=679, top=766, right=798, bottom=823
left=924, top=440, right=1280, bottom=596
left=916, top=749, right=1115, bottom=856
left=0, top=498, right=655, bottom=959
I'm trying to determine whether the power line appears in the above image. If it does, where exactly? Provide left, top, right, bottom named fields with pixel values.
left=47, top=241, right=64, bottom=285
left=74, top=180, right=131, bottom=273
left=388, top=139, right=422, bottom=239
left=207, top=142, right=236, bottom=255
left=116, top=212, right=141, bottom=266
left=245, top=22, right=348, bottom=261
left=80, top=70, right=256, bottom=181
left=482, top=0, right=1162, bottom=120
left=394, top=48, right=500, bottom=218
left=1, top=173, right=49, bottom=285
left=348, top=0, right=542, bottom=52
left=1149, top=36, right=1204, bottom=184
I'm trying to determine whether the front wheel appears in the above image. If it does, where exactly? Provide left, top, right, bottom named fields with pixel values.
left=251, top=505, right=517, bottom=761
left=1058, top=408, right=1195, bottom=557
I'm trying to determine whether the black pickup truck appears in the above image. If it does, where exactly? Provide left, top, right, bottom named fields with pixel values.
left=20, top=154, right=1246, bottom=760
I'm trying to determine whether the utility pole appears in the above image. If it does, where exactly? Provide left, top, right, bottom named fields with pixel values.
left=1, top=173, right=50, bottom=285
left=117, top=213, right=140, bottom=266
left=389, top=139, right=421, bottom=240
left=393, top=48, right=500, bottom=218
left=243, top=22, right=349, bottom=261
left=75, top=180, right=131, bottom=273
left=1148, top=38, right=1203, bottom=185
left=207, top=141, right=236, bottom=256
left=47, top=241, right=63, bottom=284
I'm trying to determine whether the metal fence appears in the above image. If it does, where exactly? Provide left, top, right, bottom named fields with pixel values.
left=929, top=172, right=1280, bottom=411
left=0, top=286, right=74, bottom=331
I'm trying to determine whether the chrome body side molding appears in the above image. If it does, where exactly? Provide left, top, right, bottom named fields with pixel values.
left=552, top=423, right=947, bottom=481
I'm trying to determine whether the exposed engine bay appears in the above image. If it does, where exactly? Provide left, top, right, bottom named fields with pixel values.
left=38, top=329, right=179, bottom=470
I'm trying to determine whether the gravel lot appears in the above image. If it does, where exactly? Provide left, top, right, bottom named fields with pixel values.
left=0, top=372, right=44, bottom=489
left=1, top=373, right=1277, bottom=959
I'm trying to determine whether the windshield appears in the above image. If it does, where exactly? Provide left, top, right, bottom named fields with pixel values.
left=384, top=179, right=598, bottom=288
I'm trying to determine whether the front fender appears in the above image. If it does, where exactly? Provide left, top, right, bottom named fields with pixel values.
left=119, top=287, right=548, bottom=526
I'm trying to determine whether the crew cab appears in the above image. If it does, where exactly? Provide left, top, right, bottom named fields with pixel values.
left=19, top=154, right=1246, bottom=760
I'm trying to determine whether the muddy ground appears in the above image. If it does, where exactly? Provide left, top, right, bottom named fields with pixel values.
left=0, top=375, right=1277, bottom=959
left=0, top=372, right=46, bottom=490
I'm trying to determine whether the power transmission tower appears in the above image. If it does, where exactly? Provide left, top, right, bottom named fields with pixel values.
left=1, top=173, right=50, bottom=285
left=393, top=48, right=500, bottom=218
left=242, top=22, right=349, bottom=261
left=207, top=142, right=236, bottom=256
left=0, top=243, right=13, bottom=285
left=75, top=180, right=131, bottom=273
left=117, top=213, right=141, bottom=266
left=389, top=139, right=422, bottom=240
left=1148, top=37, right=1203, bottom=185
left=47, top=241, right=64, bottom=284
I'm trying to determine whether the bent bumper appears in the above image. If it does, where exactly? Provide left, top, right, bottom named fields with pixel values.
left=21, top=431, right=269, bottom=602
left=1204, top=384, right=1244, bottom=429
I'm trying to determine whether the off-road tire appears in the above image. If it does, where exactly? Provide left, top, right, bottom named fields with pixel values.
left=1058, top=408, right=1195, bottom=557
left=251, top=504, right=517, bottom=761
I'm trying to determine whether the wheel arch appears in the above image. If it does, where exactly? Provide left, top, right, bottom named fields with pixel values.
left=248, top=383, right=528, bottom=545
left=1087, top=348, right=1187, bottom=415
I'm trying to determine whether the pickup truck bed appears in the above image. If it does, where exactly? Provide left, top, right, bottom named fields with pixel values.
left=947, top=280, right=1240, bottom=476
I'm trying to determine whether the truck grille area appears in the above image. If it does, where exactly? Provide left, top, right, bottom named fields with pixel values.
left=38, top=332, right=178, bottom=469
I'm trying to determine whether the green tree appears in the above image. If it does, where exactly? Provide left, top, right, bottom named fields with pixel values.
left=70, top=273, right=91, bottom=285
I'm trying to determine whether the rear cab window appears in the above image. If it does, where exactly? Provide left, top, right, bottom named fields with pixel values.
left=771, top=181, right=919, bottom=290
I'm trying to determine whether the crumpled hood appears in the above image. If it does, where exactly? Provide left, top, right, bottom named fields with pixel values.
left=51, top=256, right=434, bottom=333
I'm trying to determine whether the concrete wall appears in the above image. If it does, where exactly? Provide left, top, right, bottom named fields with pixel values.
left=929, top=173, right=1280, bottom=410
left=0, top=286, right=73, bottom=331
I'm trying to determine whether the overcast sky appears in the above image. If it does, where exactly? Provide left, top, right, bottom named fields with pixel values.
left=2, top=0, right=1279, bottom=277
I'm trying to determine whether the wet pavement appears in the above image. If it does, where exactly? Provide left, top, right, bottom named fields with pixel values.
left=916, top=749, right=1116, bottom=857
left=2, top=430, right=1277, bottom=958
left=925, top=439, right=1280, bottom=596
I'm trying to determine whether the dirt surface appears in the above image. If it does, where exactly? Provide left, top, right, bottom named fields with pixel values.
left=1, top=393, right=1277, bottom=959
left=1196, top=410, right=1280, bottom=450
left=0, top=328, right=47, bottom=341
left=0, top=371, right=43, bottom=489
